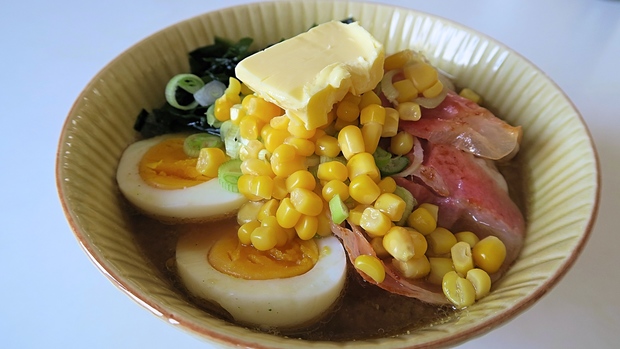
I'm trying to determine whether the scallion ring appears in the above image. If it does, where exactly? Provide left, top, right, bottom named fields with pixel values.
left=165, top=73, right=205, bottom=110
left=183, top=133, right=224, bottom=157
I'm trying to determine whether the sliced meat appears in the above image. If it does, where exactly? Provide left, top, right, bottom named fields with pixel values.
left=399, top=92, right=522, bottom=161
left=394, top=143, right=525, bottom=276
left=331, top=222, right=449, bottom=305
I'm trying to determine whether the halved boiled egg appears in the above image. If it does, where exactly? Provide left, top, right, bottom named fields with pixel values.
left=176, top=219, right=347, bottom=329
left=116, top=133, right=247, bottom=223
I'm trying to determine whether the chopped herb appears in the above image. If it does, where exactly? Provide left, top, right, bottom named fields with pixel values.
left=134, top=37, right=255, bottom=138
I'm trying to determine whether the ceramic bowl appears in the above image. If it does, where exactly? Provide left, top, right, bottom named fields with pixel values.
left=56, top=1, right=600, bottom=348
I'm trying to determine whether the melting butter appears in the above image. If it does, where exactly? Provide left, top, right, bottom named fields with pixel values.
left=235, top=20, right=384, bottom=130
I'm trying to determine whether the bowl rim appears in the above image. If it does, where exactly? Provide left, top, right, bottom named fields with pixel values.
left=56, top=0, right=601, bottom=347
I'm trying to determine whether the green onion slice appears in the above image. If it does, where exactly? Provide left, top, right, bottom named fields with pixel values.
left=373, top=147, right=392, bottom=169
left=329, top=194, right=349, bottom=225
left=394, top=185, right=417, bottom=226
left=165, top=73, right=205, bottom=110
left=183, top=133, right=224, bottom=157
left=380, top=156, right=410, bottom=176
left=218, top=159, right=243, bottom=193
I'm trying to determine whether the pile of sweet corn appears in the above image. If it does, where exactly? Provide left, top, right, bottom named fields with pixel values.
left=201, top=49, right=498, bottom=308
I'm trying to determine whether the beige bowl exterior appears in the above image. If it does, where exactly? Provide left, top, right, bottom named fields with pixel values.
left=56, top=1, right=600, bottom=348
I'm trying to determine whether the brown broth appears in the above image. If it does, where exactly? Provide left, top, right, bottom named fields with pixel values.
left=120, top=152, right=527, bottom=341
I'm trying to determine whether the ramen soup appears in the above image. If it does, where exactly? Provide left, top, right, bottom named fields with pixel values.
left=116, top=20, right=526, bottom=340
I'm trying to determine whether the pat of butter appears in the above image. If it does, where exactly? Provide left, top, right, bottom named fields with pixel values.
left=235, top=20, right=384, bottom=130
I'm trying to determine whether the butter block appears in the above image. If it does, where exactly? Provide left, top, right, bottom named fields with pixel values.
left=235, top=20, right=384, bottom=130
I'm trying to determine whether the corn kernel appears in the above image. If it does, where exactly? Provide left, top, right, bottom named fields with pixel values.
left=393, top=79, right=419, bottom=103
left=407, top=206, right=437, bottom=235
left=244, top=95, right=282, bottom=122
left=214, top=95, right=234, bottom=121
left=359, top=91, right=382, bottom=110
left=286, top=170, right=316, bottom=192
left=361, top=121, right=383, bottom=154
left=261, top=124, right=290, bottom=153
left=316, top=208, right=333, bottom=237
left=348, top=204, right=369, bottom=226
left=423, top=80, right=444, bottom=99
left=276, top=197, right=301, bottom=229
left=427, top=257, right=454, bottom=285
left=270, top=114, right=290, bottom=130
left=289, top=188, right=323, bottom=216
left=196, top=147, right=226, bottom=177
left=336, top=100, right=360, bottom=122
left=241, top=158, right=274, bottom=177
left=472, top=236, right=506, bottom=274
left=382, top=226, right=417, bottom=261
left=390, top=131, right=415, bottom=156
left=404, top=62, right=438, bottom=92
left=271, top=143, right=297, bottom=162
left=382, top=107, right=400, bottom=137
left=260, top=215, right=288, bottom=247
left=392, top=255, right=430, bottom=279
left=354, top=255, right=385, bottom=283
left=341, top=93, right=361, bottom=105
left=239, top=115, right=263, bottom=140
left=360, top=207, right=392, bottom=237
left=236, top=201, right=262, bottom=225
left=314, top=135, right=341, bottom=158
left=451, top=241, right=474, bottom=277
left=442, top=271, right=476, bottom=309
left=226, top=77, right=242, bottom=97
left=349, top=174, right=381, bottom=205
left=229, top=104, right=246, bottom=125
left=397, top=102, right=422, bottom=121
left=338, top=125, right=365, bottom=160
left=271, top=176, right=288, bottom=200
left=250, top=226, right=278, bottom=251
left=374, top=193, right=406, bottom=222
left=334, top=116, right=358, bottom=131
left=419, top=203, right=439, bottom=222
left=426, top=227, right=457, bottom=255
left=317, top=161, right=348, bottom=182
left=370, top=237, right=390, bottom=258
left=238, top=220, right=260, bottom=245
left=459, top=88, right=483, bottom=104
left=384, top=49, right=414, bottom=71
left=454, top=231, right=480, bottom=248
left=257, top=199, right=279, bottom=222
left=238, top=139, right=264, bottom=160
left=377, top=177, right=397, bottom=194
left=321, top=180, right=350, bottom=202
left=249, top=175, right=273, bottom=200
left=237, top=174, right=262, bottom=201
left=284, top=137, right=315, bottom=157
left=466, top=268, right=492, bottom=300
left=347, top=152, right=381, bottom=181
left=408, top=228, right=429, bottom=255
left=271, top=156, right=307, bottom=177
left=360, top=104, right=386, bottom=125
left=288, top=118, right=316, bottom=139
left=295, top=214, right=318, bottom=240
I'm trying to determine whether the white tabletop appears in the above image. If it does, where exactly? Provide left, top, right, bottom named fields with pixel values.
left=2, top=0, right=619, bottom=348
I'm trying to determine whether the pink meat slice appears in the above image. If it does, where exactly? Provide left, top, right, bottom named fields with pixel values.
left=394, top=143, right=525, bottom=276
left=399, top=92, right=522, bottom=160
left=331, top=222, right=449, bottom=305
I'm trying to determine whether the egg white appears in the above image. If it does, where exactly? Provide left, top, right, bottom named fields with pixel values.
left=176, top=228, right=347, bottom=329
left=116, top=134, right=247, bottom=222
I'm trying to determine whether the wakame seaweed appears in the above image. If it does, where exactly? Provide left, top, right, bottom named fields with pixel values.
left=134, top=37, right=254, bottom=138
left=133, top=17, right=356, bottom=138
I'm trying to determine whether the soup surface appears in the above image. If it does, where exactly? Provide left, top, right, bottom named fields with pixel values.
left=121, top=155, right=526, bottom=341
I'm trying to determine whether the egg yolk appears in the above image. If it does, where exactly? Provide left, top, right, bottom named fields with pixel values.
left=208, top=220, right=319, bottom=280
left=139, top=138, right=211, bottom=189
